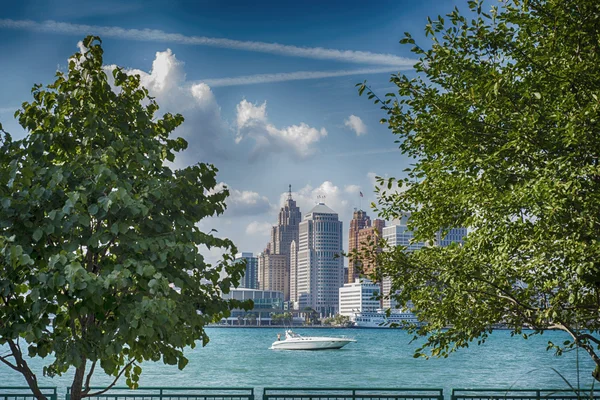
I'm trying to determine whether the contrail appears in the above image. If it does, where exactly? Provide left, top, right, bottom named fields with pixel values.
left=0, top=19, right=416, bottom=67
left=201, top=67, right=404, bottom=87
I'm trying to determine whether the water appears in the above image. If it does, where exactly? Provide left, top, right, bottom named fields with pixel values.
left=0, top=328, right=595, bottom=393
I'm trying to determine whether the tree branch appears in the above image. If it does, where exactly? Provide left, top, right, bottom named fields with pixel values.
left=83, top=360, right=96, bottom=394
left=85, top=360, right=135, bottom=398
left=0, top=353, right=20, bottom=373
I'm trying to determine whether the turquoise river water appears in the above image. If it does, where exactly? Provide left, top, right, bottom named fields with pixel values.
left=0, top=328, right=596, bottom=393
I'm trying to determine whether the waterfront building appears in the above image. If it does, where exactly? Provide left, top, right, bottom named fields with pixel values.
left=234, top=252, right=258, bottom=289
left=220, top=288, right=284, bottom=325
left=338, top=278, right=381, bottom=320
left=258, top=185, right=301, bottom=302
left=289, top=240, right=298, bottom=308
left=348, top=209, right=385, bottom=281
left=381, top=214, right=466, bottom=310
left=296, top=202, right=344, bottom=317
left=258, top=250, right=289, bottom=299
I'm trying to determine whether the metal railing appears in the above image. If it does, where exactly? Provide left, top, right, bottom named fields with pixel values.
left=263, top=388, right=444, bottom=400
left=451, top=389, right=600, bottom=400
left=0, top=387, right=57, bottom=400
left=65, top=387, right=254, bottom=400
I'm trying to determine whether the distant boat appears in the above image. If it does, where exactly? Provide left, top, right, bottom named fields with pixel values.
left=270, top=330, right=356, bottom=350
left=353, top=310, right=419, bottom=328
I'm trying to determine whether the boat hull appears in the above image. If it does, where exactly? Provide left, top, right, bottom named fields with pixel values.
left=271, top=338, right=355, bottom=350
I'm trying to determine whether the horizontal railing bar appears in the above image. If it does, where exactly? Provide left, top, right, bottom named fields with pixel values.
left=264, top=396, right=442, bottom=399
left=83, top=396, right=253, bottom=399
left=264, top=389, right=443, bottom=393
left=78, top=388, right=254, bottom=391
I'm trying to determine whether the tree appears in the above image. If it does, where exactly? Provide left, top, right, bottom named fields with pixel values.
left=358, top=0, right=600, bottom=381
left=0, top=36, right=247, bottom=400
left=323, top=314, right=352, bottom=327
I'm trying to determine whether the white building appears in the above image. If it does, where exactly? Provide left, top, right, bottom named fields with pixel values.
left=295, top=203, right=344, bottom=316
left=339, top=278, right=381, bottom=320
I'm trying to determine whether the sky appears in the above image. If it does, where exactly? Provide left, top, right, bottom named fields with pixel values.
left=0, top=0, right=465, bottom=264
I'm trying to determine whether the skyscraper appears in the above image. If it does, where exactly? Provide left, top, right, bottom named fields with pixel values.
left=295, top=202, right=344, bottom=316
left=258, top=185, right=301, bottom=301
left=348, top=209, right=385, bottom=282
left=258, top=250, right=288, bottom=298
left=381, top=215, right=466, bottom=309
left=234, top=252, right=258, bottom=289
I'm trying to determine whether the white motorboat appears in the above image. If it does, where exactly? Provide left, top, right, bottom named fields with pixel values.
left=270, top=330, right=356, bottom=350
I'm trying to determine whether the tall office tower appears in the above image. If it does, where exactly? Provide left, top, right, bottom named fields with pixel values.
left=353, top=218, right=386, bottom=282
left=258, top=185, right=301, bottom=301
left=381, top=215, right=466, bottom=309
left=258, top=249, right=289, bottom=299
left=348, top=209, right=370, bottom=283
left=269, top=185, right=301, bottom=255
left=234, top=252, right=258, bottom=289
left=296, top=202, right=344, bottom=317
left=289, top=240, right=298, bottom=308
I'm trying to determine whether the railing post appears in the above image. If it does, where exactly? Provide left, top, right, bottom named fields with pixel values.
left=536, top=389, right=540, bottom=400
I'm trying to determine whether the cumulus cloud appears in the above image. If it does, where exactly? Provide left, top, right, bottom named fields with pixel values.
left=344, top=184, right=361, bottom=195
left=210, top=182, right=272, bottom=217
left=104, top=48, right=228, bottom=167
left=344, top=115, right=367, bottom=136
left=279, top=181, right=356, bottom=222
left=245, top=221, right=272, bottom=236
left=235, top=99, right=327, bottom=161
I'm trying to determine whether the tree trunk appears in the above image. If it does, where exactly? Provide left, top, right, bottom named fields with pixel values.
left=7, top=340, right=47, bottom=400
left=69, top=359, right=87, bottom=400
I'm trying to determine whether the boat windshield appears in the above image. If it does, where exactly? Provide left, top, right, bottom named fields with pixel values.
left=285, top=330, right=301, bottom=339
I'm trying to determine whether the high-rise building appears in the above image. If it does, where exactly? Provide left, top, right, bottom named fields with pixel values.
left=258, top=185, right=301, bottom=301
left=348, top=209, right=385, bottom=288
left=296, top=202, right=344, bottom=316
left=381, top=215, right=466, bottom=309
left=289, top=240, right=298, bottom=307
left=258, top=250, right=288, bottom=299
left=235, top=252, right=258, bottom=289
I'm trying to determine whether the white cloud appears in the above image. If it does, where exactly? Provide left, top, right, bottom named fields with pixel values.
left=367, top=172, right=407, bottom=194
left=203, top=67, right=402, bottom=87
left=344, top=115, right=367, bottom=136
left=104, top=48, right=227, bottom=167
left=344, top=184, right=361, bottom=195
left=0, top=19, right=416, bottom=67
left=280, top=181, right=355, bottom=222
left=210, top=182, right=272, bottom=217
left=235, top=100, right=327, bottom=161
left=245, top=221, right=272, bottom=236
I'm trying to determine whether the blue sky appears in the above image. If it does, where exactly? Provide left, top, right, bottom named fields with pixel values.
left=0, top=0, right=463, bottom=262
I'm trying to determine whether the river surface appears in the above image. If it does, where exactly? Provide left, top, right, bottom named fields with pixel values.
left=0, top=328, right=595, bottom=394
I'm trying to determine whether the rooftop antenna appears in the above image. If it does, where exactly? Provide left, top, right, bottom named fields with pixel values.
left=317, top=194, right=326, bottom=204
left=288, top=184, right=292, bottom=200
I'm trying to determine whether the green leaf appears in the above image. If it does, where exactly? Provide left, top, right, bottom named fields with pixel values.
left=32, top=228, right=43, bottom=242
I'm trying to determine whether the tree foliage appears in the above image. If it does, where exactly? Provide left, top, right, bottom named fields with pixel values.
left=323, top=314, right=352, bottom=328
left=358, top=0, right=600, bottom=381
left=0, top=36, right=247, bottom=400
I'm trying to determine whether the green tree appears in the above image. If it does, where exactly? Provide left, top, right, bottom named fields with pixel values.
left=358, top=0, right=600, bottom=381
left=323, top=314, right=351, bottom=327
left=0, top=36, right=247, bottom=400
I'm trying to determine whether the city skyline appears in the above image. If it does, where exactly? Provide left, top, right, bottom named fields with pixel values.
left=0, top=0, right=464, bottom=266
